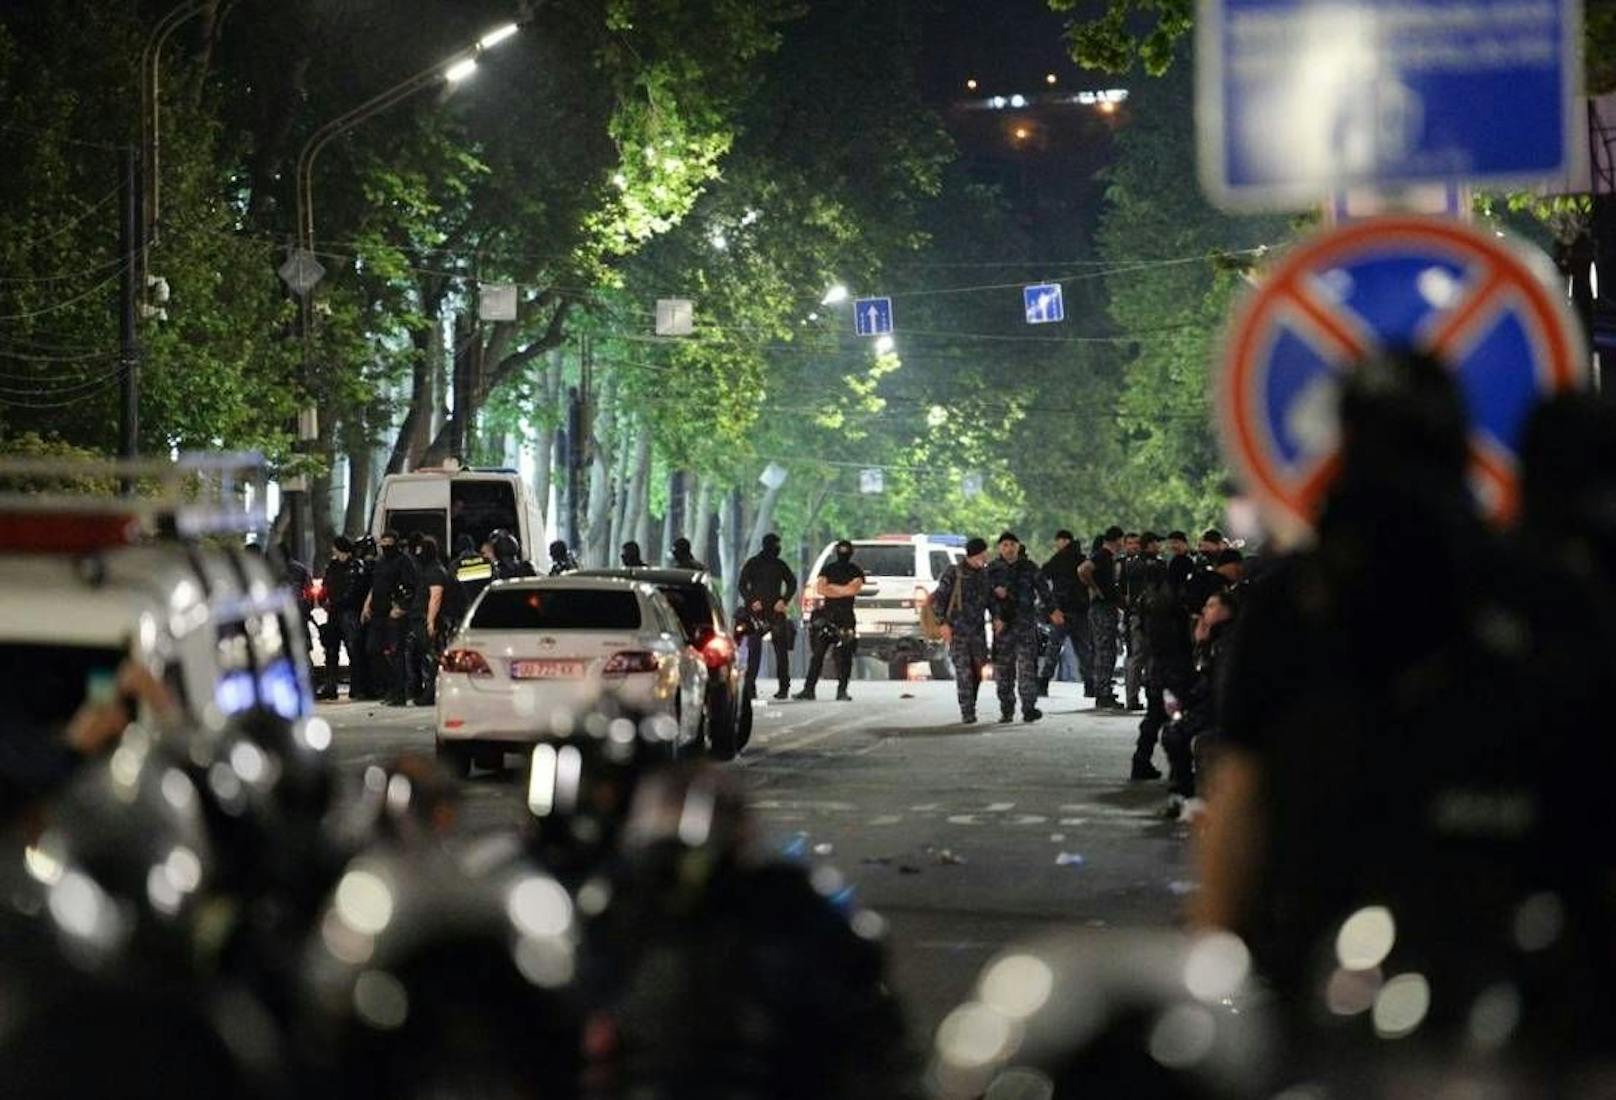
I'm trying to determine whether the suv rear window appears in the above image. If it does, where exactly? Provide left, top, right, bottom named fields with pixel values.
left=472, top=588, right=641, bottom=631
left=847, top=545, right=915, bottom=577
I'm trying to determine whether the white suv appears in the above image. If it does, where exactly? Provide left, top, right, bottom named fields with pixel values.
left=802, top=535, right=967, bottom=679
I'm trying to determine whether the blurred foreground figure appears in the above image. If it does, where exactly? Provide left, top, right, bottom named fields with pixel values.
left=1195, top=353, right=1616, bottom=1089
left=583, top=762, right=915, bottom=1100
left=929, top=930, right=1270, bottom=1100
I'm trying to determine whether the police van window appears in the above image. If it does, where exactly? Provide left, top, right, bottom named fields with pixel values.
left=929, top=551, right=952, bottom=578
left=450, top=480, right=520, bottom=553
left=849, top=545, right=915, bottom=577
left=386, top=508, right=448, bottom=549
left=471, top=588, right=641, bottom=631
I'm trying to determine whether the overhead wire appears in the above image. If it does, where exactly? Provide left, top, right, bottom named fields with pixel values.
left=0, top=263, right=129, bottom=322
left=0, top=184, right=122, bottom=253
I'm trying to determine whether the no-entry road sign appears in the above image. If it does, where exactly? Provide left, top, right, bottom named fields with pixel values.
left=1216, top=216, right=1586, bottom=536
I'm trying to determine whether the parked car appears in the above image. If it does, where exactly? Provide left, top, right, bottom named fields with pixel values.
left=435, top=576, right=708, bottom=776
left=802, top=534, right=967, bottom=679
left=574, top=567, right=750, bottom=759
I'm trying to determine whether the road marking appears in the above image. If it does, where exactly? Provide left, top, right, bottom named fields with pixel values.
left=868, top=814, right=904, bottom=826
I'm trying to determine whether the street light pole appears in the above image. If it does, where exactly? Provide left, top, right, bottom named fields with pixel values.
left=282, top=20, right=522, bottom=563
left=141, top=0, right=220, bottom=269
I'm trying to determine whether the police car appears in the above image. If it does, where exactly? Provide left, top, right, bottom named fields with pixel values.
left=0, top=454, right=314, bottom=733
left=802, top=534, right=967, bottom=680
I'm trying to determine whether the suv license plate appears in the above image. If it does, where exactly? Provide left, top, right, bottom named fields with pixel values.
left=510, top=660, right=584, bottom=680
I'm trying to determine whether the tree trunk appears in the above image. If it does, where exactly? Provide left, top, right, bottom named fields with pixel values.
left=530, top=351, right=563, bottom=536
left=309, top=411, right=339, bottom=563
left=386, top=318, right=439, bottom=474
left=746, top=481, right=784, bottom=556
left=342, top=419, right=373, bottom=537
left=717, top=487, right=741, bottom=612
left=633, top=448, right=654, bottom=553
left=582, top=377, right=617, bottom=567
left=620, top=426, right=651, bottom=556
left=690, top=476, right=714, bottom=566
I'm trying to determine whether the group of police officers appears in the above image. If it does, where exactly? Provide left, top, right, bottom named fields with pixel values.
left=312, top=527, right=535, bottom=708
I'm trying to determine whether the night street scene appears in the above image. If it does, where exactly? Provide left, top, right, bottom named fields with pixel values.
left=3, top=0, right=1616, bottom=1096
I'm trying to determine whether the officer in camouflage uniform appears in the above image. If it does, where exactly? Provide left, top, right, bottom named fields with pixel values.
left=929, top=537, right=993, bottom=724
left=986, top=531, right=1063, bottom=724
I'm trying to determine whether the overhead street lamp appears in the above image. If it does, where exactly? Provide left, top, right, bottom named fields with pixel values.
left=821, top=284, right=850, bottom=306
left=293, top=20, right=522, bottom=261
left=282, top=18, right=521, bottom=563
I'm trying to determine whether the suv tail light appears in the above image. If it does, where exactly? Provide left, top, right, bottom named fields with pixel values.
left=603, top=650, right=659, bottom=676
left=700, top=633, right=736, bottom=670
left=441, top=649, right=492, bottom=676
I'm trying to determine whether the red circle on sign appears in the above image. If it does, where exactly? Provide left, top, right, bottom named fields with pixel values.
left=1216, top=216, right=1586, bottom=537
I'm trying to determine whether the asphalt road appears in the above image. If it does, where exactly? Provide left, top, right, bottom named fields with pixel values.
left=319, top=678, right=1192, bottom=1055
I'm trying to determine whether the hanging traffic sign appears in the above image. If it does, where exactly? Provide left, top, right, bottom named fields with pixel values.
left=479, top=283, right=518, bottom=322
left=655, top=298, right=694, bottom=336
left=277, top=249, right=325, bottom=296
left=853, top=297, right=894, bottom=337
left=1023, top=283, right=1065, bottom=324
left=859, top=468, right=885, bottom=494
left=1216, top=216, right=1586, bottom=537
left=1198, top=0, right=1580, bottom=209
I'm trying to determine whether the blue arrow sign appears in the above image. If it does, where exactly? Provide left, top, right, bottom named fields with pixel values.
left=853, top=297, right=894, bottom=337
left=1023, top=283, right=1065, bottom=325
left=1199, top=0, right=1578, bottom=208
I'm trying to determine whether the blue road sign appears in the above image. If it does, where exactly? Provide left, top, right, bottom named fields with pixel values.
left=1023, top=283, right=1065, bottom=324
left=1198, top=0, right=1579, bottom=208
left=853, top=297, right=894, bottom=337
left=1216, top=217, right=1585, bottom=537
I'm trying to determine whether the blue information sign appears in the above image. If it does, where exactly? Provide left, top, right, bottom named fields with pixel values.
left=853, top=297, right=894, bottom=337
left=1023, top=283, right=1065, bottom=325
left=1198, top=0, right=1579, bottom=208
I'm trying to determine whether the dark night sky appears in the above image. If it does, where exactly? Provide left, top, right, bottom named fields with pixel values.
left=917, top=0, right=1096, bottom=104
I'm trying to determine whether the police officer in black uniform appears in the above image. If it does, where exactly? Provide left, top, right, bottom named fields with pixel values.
left=621, top=540, right=647, bottom=568
left=546, top=538, right=576, bottom=576
left=739, top=533, right=799, bottom=701
left=795, top=539, right=864, bottom=702
left=670, top=536, right=707, bottom=571
left=361, top=529, right=417, bottom=705
left=406, top=536, right=448, bottom=706
left=316, top=536, right=363, bottom=700
left=1037, top=529, right=1086, bottom=697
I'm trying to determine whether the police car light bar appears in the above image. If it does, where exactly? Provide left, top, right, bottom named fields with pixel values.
left=0, top=452, right=269, bottom=546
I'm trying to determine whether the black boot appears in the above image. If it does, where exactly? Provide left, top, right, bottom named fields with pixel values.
left=835, top=688, right=852, bottom=702
left=1131, top=758, right=1163, bottom=781
left=793, top=686, right=817, bottom=701
left=1037, top=676, right=1051, bottom=698
left=1023, top=707, right=1043, bottom=723
left=773, top=685, right=790, bottom=701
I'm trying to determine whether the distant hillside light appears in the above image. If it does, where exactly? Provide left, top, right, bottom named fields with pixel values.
left=966, top=77, right=979, bottom=91
left=444, top=57, right=479, bottom=83
left=1014, top=127, right=1029, bottom=140
left=1009, top=94, right=1026, bottom=108
left=1045, top=73, right=1058, bottom=85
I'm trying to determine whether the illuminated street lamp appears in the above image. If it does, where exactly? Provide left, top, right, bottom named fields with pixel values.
left=822, top=284, right=850, bottom=306
left=966, top=77, right=979, bottom=91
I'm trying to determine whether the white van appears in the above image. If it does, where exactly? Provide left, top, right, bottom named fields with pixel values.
left=370, top=461, right=545, bottom=564
left=802, top=534, right=967, bottom=679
